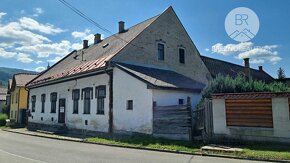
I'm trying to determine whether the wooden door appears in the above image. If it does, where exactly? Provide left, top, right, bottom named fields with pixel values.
left=58, top=99, right=66, bottom=123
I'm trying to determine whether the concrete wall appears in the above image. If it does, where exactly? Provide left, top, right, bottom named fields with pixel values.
left=212, top=97, right=290, bottom=143
left=112, top=7, right=211, bottom=85
left=152, top=89, right=201, bottom=107
left=29, top=73, right=110, bottom=132
left=113, top=68, right=153, bottom=134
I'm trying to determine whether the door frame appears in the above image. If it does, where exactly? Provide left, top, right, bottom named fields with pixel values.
left=58, top=98, right=66, bottom=123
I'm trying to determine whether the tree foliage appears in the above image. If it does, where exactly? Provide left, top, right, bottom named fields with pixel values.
left=277, top=67, right=286, bottom=79
left=202, top=74, right=289, bottom=98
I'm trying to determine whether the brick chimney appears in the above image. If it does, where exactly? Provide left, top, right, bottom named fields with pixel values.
left=83, top=40, right=88, bottom=49
left=244, top=58, right=251, bottom=80
left=94, top=33, right=102, bottom=44
left=118, top=21, right=125, bottom=33
left=259, top=66, right=263, bottom=71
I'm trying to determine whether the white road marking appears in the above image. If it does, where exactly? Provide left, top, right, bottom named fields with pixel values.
left=0, top=148, right=47, bottom=163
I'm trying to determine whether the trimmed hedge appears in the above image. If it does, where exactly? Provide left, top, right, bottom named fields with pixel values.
left=202, top=74, right=289, bottom=98
left=0, top=114, right=7, bottom=126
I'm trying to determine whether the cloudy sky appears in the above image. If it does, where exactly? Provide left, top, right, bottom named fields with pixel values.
left=0, top=0, right=289, bottom=77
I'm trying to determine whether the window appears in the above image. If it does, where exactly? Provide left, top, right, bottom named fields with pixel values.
left=157, top=43, right=164, bottom=60
left=15, top=111, right=17, bottom=119
left=72, top=89, right=80, bottom=114
left=41, top=94, right=46, bottom=113
left=126, top=100, right=133, bottom=110
left=96, top=86, right=106, bottom=115
left=179, top=48, right=185, bottom=64
left=31, top=95, right=36, bottom=112
left=16, top=93, right=18, bottom=103
left=10, top=110, right=13, bottom=119
left=11, top=94, right=14, bottom=104
left=50, top=92, right=57, bottom=113
left=82, top=88, right=93, bottom=114
left=178, top=99, right=184, bottom=105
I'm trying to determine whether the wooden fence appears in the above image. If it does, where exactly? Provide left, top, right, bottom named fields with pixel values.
left=225, top=99, right=273, bottom=128
left=153, top=103, right=192, bottom=140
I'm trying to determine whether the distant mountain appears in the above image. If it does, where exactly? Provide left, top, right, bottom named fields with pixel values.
left=0, top=67, right=36, bottom=86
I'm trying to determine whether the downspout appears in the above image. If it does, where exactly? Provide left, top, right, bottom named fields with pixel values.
left=105, top=61, right=113, bottom=133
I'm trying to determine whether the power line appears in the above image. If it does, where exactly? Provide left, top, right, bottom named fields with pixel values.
left=58, top=0, right=149, bottom=53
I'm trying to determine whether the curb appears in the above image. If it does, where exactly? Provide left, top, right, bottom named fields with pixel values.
left=2, top=129, right=289, bottom=163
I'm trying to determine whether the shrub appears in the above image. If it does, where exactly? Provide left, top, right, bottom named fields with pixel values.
left=0, top=114, right=7, bottom=126
left=202, top=74, right=289, bottom=98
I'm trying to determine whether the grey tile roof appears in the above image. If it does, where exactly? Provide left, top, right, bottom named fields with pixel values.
left=28, top=14, right=160, bottom=87
left=115, top=62, right=205, bottom=92
left=201, top=56, right=275, bottom=83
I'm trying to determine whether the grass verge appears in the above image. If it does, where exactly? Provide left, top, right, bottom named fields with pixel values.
left=84, top=133, right=202, bottom=153
left=85, top=133, right=290, bottom=161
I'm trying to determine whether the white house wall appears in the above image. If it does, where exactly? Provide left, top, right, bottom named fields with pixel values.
left=113, top=68, right=153, bottom=134
left=152, top=89, right=201, bottom=108
left=28, top=73, right=110, bottom=132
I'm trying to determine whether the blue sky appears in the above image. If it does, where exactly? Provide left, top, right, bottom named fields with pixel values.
left=0, top=0, right=289, bottom=77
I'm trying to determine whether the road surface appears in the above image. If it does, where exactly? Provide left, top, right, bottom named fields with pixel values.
left=0, top=130, right=264, bottom=163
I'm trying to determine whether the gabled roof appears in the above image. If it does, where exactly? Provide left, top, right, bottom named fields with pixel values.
left=13, top=73, right=38, bottom=88
left=28, top=10, right=164, bottom=87
left=115, top=62, right=205, bottom=92
left=201, top=56, right=274, bottom=83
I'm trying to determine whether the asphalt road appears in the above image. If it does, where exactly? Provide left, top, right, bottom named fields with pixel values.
left=0, top=130, right=264, bottom=163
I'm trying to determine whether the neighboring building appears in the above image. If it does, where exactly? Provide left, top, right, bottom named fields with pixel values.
left=5, top=79, right=12, bottom=115
left=0, top=87, right=7, bottom=114
left=201, top=56, right=275, bottom=83
left=10, top=73, right=37, bottom=124
left=26, top=7, right=211, bottom=135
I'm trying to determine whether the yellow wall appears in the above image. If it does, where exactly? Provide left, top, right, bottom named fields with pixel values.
left=9, top=87, right=28, bottom=123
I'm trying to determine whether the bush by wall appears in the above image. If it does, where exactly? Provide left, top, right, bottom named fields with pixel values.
left=202, top=74, right=289, bottom=98
left=0, top=114, right=7, bottom=126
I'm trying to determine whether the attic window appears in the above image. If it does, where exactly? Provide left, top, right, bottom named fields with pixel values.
left=102, top=43, right=109, bottom=48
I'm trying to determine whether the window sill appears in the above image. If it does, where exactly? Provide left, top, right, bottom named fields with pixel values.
left=96, top=113, right=104, bottom=115
left=72, top=112, right=78, bottom=114
left=83, top=113, right=90, bottom=115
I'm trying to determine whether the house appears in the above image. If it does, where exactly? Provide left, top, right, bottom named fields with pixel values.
left=10, top=73, right=37, bottom=124
left=201, top=56, right=275, bottom=83
left=26, top=7, right=211, bottom=137
left=5, top=79, right=12, bottom=115
left=0, top=87, right=7, bottom=113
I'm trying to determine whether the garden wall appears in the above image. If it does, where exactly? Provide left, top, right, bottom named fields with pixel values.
left=212, top=92, right=290, bottom=143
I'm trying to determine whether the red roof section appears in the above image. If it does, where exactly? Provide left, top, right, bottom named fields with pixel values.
left=29, top=54, right=113, bottom=86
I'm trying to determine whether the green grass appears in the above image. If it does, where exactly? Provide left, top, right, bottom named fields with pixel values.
left=0, top=114, right=7, bottom=126
left=84, top=133, right=290, bottom=161
left=239, top=142, right=290, bottom=160
left=84, top=133, right=201, bottom=153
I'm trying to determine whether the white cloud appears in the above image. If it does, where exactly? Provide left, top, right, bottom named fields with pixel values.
left=0, top=21, right=50, bottom=47
left=212, top=42, right=253, bottom=56
left=19, top=17, right=64, bottom=34
left=0, top=12, right=6, bottom=19
left=35, top=66, right=45, bottom=72
left=16, top=40, right=72, bottom=58
left=33, top=8, right=44, bottom=17
left=211, top=42, right=281, bottom=64
left=205, top=48, right=210, bottom=52
left=17, top=53, right=33, bottom=63
left=48, top=56, right=62, bottom=63
left=0, top=48, right=17, bottom=58
left=35, top=60, right=44, bottom=64
left=71, top=43, right=82, bottom=50
left=71, top=29, right=96, bottom=45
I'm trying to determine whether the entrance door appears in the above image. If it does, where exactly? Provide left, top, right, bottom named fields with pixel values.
left=58, top=99, right=66, bottom=123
